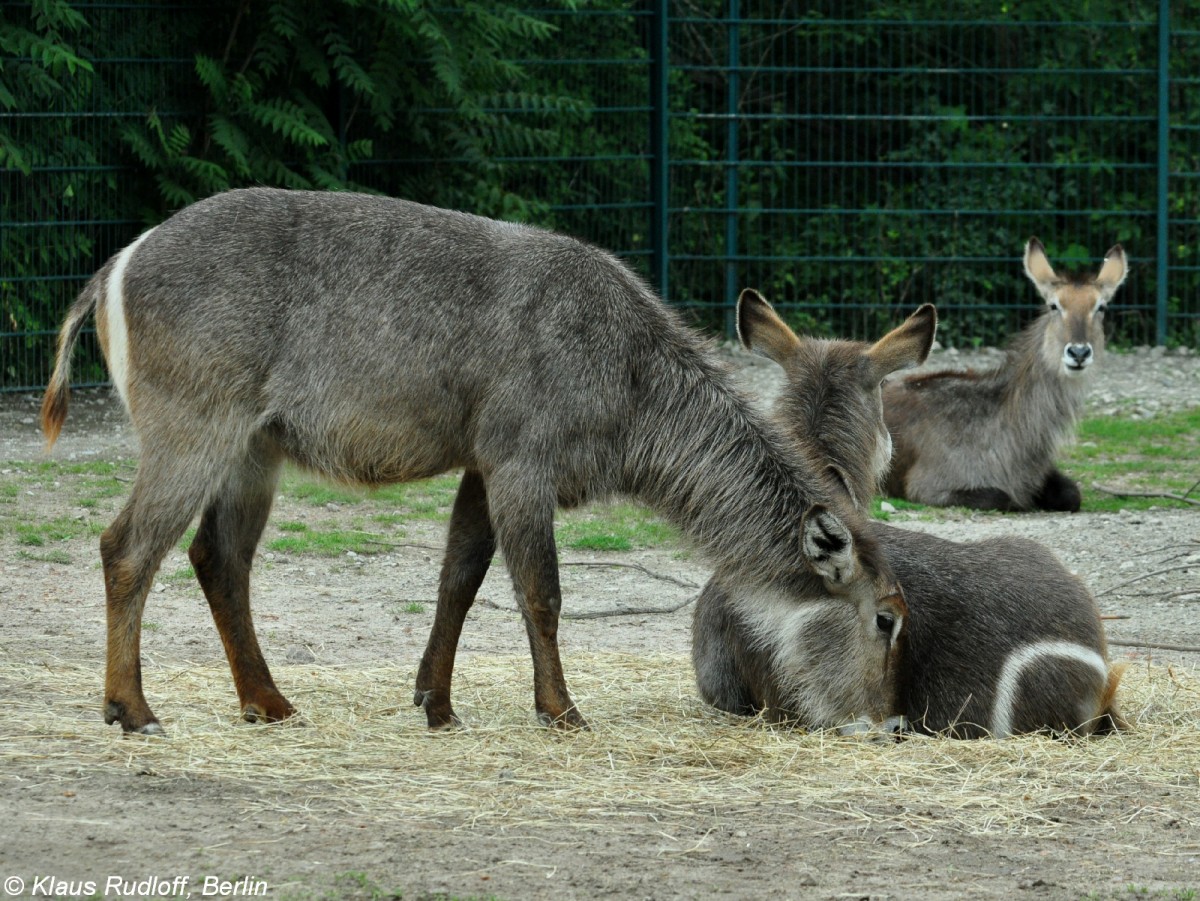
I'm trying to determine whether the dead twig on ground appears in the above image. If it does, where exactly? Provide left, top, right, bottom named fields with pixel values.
left=1095, top=564, right=1198, bottom=598
left=480, top=596, right=696, bottom=620
left=1092, top=482, right=1200, bottom=508
left=1109, top=639, right=1200, bottom=654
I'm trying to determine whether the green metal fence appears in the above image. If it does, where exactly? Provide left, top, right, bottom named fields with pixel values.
left=2, top=1, right=1197, bottom=392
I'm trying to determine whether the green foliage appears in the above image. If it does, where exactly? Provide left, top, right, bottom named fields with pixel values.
left=3, top=0, right=1197, bottom=390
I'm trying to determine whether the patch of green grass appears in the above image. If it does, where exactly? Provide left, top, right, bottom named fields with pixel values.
left=176, top=527, right=196, bottom=553
left=266, top=527, right=384, bottom=557
left=401, top=602, right=425, bottom=614
left=872, top=496, right=929, bottom=521
left=1062, top=407, right=1200, bottom=513
left=163, top=565, right=195, bottom=583
left=18, top=549, right=73, bottom=564
left=279, top=469, right=460, bottom=522
left=557, top=502, right=678, bottom=551
left=14, top=517, right=99, bottom=546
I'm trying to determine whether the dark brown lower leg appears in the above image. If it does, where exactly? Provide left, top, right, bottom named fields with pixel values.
left=189, top=445, right=292, bottom=722
left=101, top=522, right=160, bottom=733
left=491, top=485, right=584, bottom=729
left=101, top=467, right=211, bottom=733
left=415, top=469, right=496, bottom=728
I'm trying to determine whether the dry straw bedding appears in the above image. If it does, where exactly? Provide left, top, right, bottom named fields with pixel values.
left=6, top=653, right=1199, bottom=841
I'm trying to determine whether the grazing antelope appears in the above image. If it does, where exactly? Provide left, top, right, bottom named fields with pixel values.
left=693, top=290, right=1126, bottom=738
left=883, top=239, right=1128, bottom=512
left=41, top=188, right=901, bottom=735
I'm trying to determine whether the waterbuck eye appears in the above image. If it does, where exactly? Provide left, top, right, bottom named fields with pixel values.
left=1049, top=301, right=1062, bottom=312
left=875, top=612, right=895, bottom=636
left=1096, top=303, right=1107, bottom=315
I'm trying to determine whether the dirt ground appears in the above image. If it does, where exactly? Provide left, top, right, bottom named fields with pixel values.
left=2, top=349, right=1198, bottom=901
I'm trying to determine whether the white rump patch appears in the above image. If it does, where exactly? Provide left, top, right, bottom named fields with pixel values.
left=104, top=228, right=156, bottom=409
left=991, top=641, right=1107, bottom=739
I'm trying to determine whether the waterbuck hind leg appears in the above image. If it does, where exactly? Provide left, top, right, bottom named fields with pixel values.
left=489, top=471, right=586, bottom=730
left=101, top=449, right=227, bottom=734
left=1033, top=468, right=1082, bottom=513
left=188, top=435, right=294, bottom=724
left=415, top=470, right=496, bottom=729
left=944, top=487, right=1022, bottom=512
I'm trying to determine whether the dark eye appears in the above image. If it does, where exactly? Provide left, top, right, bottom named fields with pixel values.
left=1096, top=303, right=1107, bottom=315
left=1049, top=301, right=1062, bottom=312
left=876, top=612, right=895, bottom=636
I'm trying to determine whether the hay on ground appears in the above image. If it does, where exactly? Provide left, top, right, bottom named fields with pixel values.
left=4, top=653, right=1199, bottom=840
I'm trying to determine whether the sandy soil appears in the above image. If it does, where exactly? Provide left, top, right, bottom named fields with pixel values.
left=2, top=347, right=1198, bottom=901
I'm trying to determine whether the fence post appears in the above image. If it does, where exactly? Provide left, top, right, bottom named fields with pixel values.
left=724, top=0, right=740, bottom=337
left=1156, top=0, right=1169, bottom=346
left=650, top=0, right=670, bottom=302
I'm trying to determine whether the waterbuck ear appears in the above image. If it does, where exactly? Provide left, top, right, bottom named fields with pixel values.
left=864, top=303, right=937, bottom=384
left=1023, top=237, right=1059, bottom=302
left=1095, top=244, right=1128, bottom=300
left=800, top=504, right=856, bottom=587
left=737, top=288, right=801, bottom=364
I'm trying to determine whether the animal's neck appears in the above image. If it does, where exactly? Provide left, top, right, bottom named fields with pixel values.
left=999, top=315, right=1090, bottom=441
left=622, top=362, right=826, bottom=592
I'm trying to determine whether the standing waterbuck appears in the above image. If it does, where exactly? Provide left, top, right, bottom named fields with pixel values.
left=41, top=188, right=902, bottom=735
left=883, top=239, right=1128, bottom=511
left=693, top=290, right=1125, bottom=737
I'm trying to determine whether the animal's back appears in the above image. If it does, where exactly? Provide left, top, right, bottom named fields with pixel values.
left=101, top=188, right=695, bottom=489
left=874, top=524, right=1115, bottom=737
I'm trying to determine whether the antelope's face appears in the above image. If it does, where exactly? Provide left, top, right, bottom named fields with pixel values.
left=1023, top=238, right=1128, bottom=377
left=784, top=505, right=909, bottom=730
left=736, top=288, right=937, bottom=511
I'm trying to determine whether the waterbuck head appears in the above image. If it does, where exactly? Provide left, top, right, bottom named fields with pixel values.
left=737, top=288, right=937, bottom=509
left=790, top=502, right=909, bottom=731
left=1023, top=238, right=1128, bottom=376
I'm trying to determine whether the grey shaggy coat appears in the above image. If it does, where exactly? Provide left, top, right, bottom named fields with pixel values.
left=43, top=188, right=898, bottom=734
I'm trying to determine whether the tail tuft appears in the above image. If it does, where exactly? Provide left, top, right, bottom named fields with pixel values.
left=1093, top=662, right=1130, bottom=734
left=40, top=277, right=103, bottom=450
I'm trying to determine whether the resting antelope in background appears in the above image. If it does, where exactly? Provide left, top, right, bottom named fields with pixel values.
left=41, top=188, right=902, bottom=735
left=692, top=290, right=1126, bottom=738
left=883, top=239, right=1128, bottom=512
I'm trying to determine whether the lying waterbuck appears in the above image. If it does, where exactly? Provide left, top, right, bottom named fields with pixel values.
left=883, top=239, right=1128, bottom=511
left=692, top=292, right=936, bottom=729
left=41, top=188, right=902, bottom=735
left=693, top=290, right=1126, bottom=737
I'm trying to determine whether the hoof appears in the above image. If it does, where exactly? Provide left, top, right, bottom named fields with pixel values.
left=104, top=700, right=163, bottom=735
left=537, top=708, right=589, bottom=731
left=415, top=687, right=461, bottom=729
left=241, top=698, right=297, bottom=724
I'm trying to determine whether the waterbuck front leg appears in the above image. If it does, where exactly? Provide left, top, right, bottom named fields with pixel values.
left=1033, top=467, right=1082, bottom=512
left=188, top=436, right=294, bottom=724
left=415, top=469, right=496, bottom=729
left=488, top=470, right=586, bottom=730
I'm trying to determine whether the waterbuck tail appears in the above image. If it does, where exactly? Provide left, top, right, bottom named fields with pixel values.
left=1093, top=662, right=1130, bottom=734
left=40, top=275, right=103, bottom=450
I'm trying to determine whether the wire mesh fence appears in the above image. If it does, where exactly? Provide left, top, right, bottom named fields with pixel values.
left=2, top=1, right=1196, bottom=392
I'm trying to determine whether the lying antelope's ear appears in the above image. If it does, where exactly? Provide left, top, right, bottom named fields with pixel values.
left=1023, top=237, right=1059, bottom=302
left=800, top=504, right=856, bottom=587
left=1095, top=244, right=1128, bottom=300
left=864, top=303, right=937, bottom=384
left=737, top=288, right=801, bottom=364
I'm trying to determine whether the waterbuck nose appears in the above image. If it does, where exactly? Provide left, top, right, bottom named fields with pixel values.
left=1065, top=344, right=1092, bottom=367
